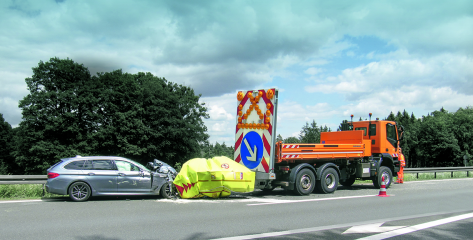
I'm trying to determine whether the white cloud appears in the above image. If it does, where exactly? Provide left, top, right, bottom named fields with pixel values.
left=1, top=0, right=473, bottom=145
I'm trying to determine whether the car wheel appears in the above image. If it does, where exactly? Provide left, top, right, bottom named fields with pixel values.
left=373, top=166, right=392, bottom=189
left=160, top=182, right=174, bottom=199
left=316, top=168, right=339, bottom=194
left=68, top=182, right=91, bottom=202
left=339, top=174, right=356, bottom=187
left=294, top=168, right=315, bottom=195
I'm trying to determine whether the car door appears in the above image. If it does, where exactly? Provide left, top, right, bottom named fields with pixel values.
left=115, top=160, right=152, bottom=192
left=83, top=159, right=118, bottom=193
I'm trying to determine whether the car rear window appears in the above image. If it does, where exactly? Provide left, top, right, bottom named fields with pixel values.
left=48, top=160, right=63, bottom=170
left=64, top=160, right=86, bottom=170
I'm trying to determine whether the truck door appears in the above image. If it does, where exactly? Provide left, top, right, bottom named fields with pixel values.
left=386, top=123, right=398, bottom=149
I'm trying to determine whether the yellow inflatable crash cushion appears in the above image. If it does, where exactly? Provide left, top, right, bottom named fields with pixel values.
left=173, top=156, right=256, bottom=198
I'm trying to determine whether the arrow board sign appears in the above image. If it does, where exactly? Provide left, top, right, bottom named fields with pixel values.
left=240, top=131, right=263, bottom=169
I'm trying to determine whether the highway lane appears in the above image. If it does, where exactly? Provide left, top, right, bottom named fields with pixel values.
left=1, top=178, right=473, bottom=240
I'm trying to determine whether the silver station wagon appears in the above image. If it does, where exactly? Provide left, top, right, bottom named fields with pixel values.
left=45, top=156, right=177, bottom=201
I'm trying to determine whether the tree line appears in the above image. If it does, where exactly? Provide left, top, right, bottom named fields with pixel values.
left=0, top=57, right=209, bottom=174
left=274, top=108, right=473, bottom=168
left=386, top=108, right=472, bottom=168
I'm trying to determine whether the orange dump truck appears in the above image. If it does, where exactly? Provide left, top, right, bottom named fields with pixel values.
left=234, top=88, right=405, bottom=195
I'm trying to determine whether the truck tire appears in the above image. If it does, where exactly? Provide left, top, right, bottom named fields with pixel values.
left=316, top=168, right=339, bottom=194
left=373, top=166, right=392, bottom=189
left=339, top=174, right=356, bottom=187
left=294, top=168, right=315, bottom=195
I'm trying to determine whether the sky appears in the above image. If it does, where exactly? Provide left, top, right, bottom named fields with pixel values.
left=1, top=0, right=472, bottom=146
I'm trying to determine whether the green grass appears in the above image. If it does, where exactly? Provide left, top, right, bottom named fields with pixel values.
left=0, top=184, right=66, bottom=200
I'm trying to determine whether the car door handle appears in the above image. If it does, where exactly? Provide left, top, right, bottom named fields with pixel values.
left=88, top=173, right=95, bottom=176
left=119, top=173, right=125, bottom=176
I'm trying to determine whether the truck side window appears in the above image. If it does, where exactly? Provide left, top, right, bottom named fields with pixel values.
left=355, top=127, right=367, bottom=136
left=369, top=124, right=376, bottom=136
left=386, top=123, right=397, bottom=148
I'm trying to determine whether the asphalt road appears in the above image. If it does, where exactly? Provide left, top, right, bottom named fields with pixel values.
left=1, top=178, right=473, bottom=240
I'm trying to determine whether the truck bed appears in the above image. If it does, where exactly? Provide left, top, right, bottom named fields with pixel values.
left=275, top=130, right=371, bottom=163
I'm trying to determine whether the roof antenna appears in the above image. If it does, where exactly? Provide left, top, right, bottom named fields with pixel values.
left=351, top=114, right=354, bottom=130
left=368, top=113, right=372, bottom=136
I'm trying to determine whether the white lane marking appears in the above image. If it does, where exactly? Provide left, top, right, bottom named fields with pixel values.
left=0, top=199, right=43, bottom=204
left=357, top=212, right=473, bottom=240
left=342, top=222, right=405, bottom=234
left=211, top=211, right=473, bottom=240
left=247, top=194, right=377, bottom=206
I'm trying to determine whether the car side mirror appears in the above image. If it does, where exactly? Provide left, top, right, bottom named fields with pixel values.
left=147, top=162, right=157, bottom=170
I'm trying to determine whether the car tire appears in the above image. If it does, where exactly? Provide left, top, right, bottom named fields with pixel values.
left=160, top=182, right=174, bottom=199
left=373, top=166, right=392, bottom=189
left=68, top=182, right=91, bottom=202
left=339, top=174, right=356, bottom=187
left=316, top=168, right=339, bottom=194
left=294, top=168, right=315, bottom=196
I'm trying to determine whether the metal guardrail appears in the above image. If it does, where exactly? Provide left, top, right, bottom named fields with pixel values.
left=0, top=175, right=47, bottom=185
left=0, top=166, right=472, bottom=184
left=404, top=167, right=473, bottom=178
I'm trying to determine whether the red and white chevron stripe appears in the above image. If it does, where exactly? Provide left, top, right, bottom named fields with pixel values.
left=283, top=145, right=300, bottom=148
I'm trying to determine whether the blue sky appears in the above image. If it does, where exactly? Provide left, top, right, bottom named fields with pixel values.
left=1, top=0, right=472, bottom=146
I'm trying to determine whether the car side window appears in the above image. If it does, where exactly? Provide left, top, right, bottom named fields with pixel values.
left=92, top=160, right=117, bottom=170
left=64, top=160, right=86, bottom=170
left=115, top=160, right=140, bottom=171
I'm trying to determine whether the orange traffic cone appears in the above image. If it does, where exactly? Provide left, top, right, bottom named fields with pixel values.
left=377, top=176, right=390, bottom=197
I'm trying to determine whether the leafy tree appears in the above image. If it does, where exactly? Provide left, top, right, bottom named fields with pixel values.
left=299, top=120, right=320, bottom=143
left=0, top=114, right=14, bottom=174
left=416, top=109, right=461, bottom=167
left=451, top=107, right=473, bottom=164
left=284, top=136, right=300, bottom=143
left=15, top=57, right=95, bottom=174
left=15, top=58, right=209, bottom=174
left=276, top=134, right=283, bottom=143
left=197, top=141, right=234, bottom=159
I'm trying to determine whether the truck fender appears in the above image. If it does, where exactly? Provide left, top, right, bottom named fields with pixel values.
left=316, top=163, right=341, bottom=181
left=380, top=153, right=396, bottom=175
left=287, top=163, right=317, bottom=190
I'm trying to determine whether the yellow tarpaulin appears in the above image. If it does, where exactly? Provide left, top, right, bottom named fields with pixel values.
left=173, top=156, right=255, bottom=198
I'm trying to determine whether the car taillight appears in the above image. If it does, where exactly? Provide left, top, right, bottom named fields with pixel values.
left=48, top=172, right=60, bottom=179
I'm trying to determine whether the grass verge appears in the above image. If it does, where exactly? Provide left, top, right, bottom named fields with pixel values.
left=0, top=184, right=66, bottom=200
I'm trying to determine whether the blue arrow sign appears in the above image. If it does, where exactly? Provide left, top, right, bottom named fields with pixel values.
left=240, top=131, right=263, bottom=169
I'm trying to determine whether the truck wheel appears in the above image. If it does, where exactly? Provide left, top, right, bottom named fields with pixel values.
left=316, top=168, right=339, bottom=194
left=294, top=169, right=315, bottom=195
left=339, top=174, right=356, bottom=187
left=373, top=166, right=392, bottom=189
